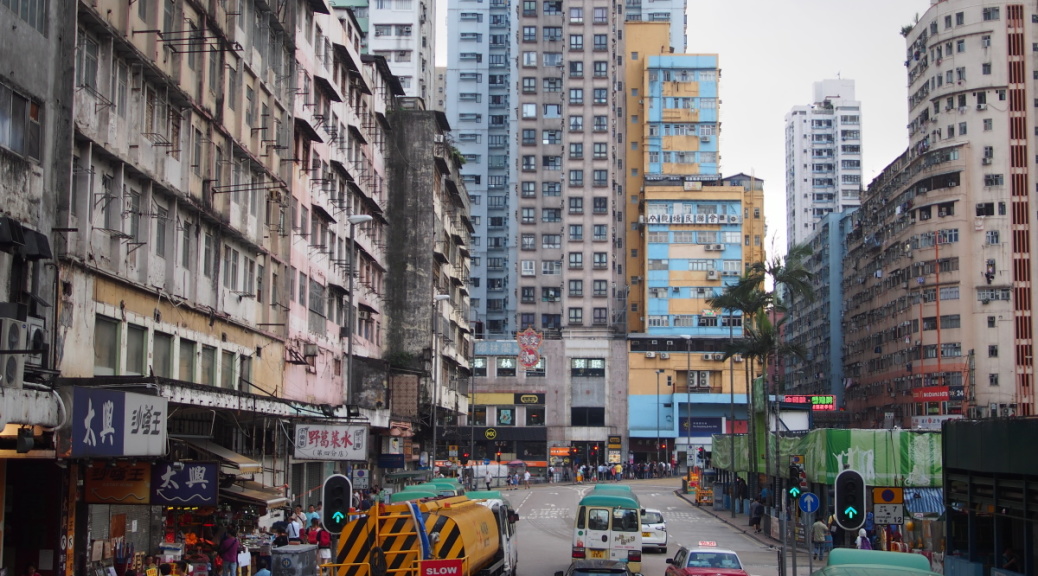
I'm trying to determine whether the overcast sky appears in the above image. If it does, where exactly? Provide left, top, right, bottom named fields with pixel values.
left=686, top=0, right=933, bottom=252
left=434, top=0, right=935, bottom=253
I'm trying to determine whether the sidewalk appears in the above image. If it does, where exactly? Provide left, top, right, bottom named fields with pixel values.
left=675, top=488, right=781, bottom=550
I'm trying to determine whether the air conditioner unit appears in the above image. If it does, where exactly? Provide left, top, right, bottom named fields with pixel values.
left=645, top=351, right=656, bottom=358
left=631, top=276, right=642, bottom=283
left=434, top=134, right=445, bottom=143
left=733, top=354, right=743, bottom=363
left=0, top=317, right=26, bottom=389
left=982, top=158, right=992, bottom=165
left=977, top=103, right=987, bottom=111
left=699, top=135, right=711, bottom=142
left=304, top=343, right=319, bottom=357
left=25, top=316, right=46, bottom=367
left=702, top=354, right=713, bottom=361
left=938, top=210, right=947, bottom=217
left=706, top=244, right=724, bottom=251
left=728, top=215, right=740, bottom=223
left=659, top=352, right=670, bottom=359
left=707, top=270, right=719, bottom=280
left=712, top=353, right=725, bottom=361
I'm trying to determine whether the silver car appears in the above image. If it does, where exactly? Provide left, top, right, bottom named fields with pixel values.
left=640, top=508, right=667, bottom=553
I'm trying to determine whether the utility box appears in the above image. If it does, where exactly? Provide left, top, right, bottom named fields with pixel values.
left=272, top=545, right=318, bottom=576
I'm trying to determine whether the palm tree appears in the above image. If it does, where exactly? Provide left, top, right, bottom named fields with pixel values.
left=708, top=243, right=813, bottom=499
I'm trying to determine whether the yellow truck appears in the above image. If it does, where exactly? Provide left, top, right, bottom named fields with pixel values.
left=329, top=494, right=519, bottom=576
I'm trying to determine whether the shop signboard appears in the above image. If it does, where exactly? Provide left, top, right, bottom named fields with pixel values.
left=150, top=461, right=218, bottom=506
left=67, top=388, right=168, bottom=458
left=678, top=416, right=723, bottom=435
left=294, top=424, right=368, bottom=460
left=84, top=461, right=151, bottom=504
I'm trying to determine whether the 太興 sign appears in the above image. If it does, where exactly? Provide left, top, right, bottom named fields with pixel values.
left=66, top=388, right=168, bottom=458
left=294, top=424, right=368, bottom=460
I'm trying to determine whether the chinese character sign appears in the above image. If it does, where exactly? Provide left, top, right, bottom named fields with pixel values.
left=84, top=461, right=151, bottom=504
left=150, top=461, right=218, bottom=506
left=70, top=388, right=168, bottom=458
left=294, top=424, right=368, bottom=460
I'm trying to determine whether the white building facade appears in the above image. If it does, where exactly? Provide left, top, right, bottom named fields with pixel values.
left=784, top=79, right=862, bottom=248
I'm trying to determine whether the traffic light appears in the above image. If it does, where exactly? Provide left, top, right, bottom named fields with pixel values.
left=322, top=474, right=353, bottom=533
left=460, top=452, right=470, bottom=465
left=834, top=469, right=866, bottom=531
left=788, top=465, right=803, bottom=498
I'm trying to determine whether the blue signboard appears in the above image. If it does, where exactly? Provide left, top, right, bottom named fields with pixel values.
left=151, top=461, right=218, bottom=506
left=70, top=387, right=167, bottom=458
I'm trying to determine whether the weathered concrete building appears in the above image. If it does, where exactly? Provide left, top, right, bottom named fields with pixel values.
left=0, top=1, right=74, bottom=569
left=384, top=101, right=473, bottom=466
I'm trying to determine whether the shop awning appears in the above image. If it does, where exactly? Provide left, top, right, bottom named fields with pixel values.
left=220, top=481, right=289, bottom=508
left=905, top=488, right=945, bottom=516
left=181, top=438, right=262, bottom=475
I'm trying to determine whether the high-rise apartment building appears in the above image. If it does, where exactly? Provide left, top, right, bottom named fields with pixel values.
left=332, top=0, right=436, bottom=103
left=784, top=79, right=863, bottom=248
left=843, top=0, right=1037, bottom=426
left=445, top=0, right=517, bottom=338
left=783, top=210, right=856, bottom=425
left=624, top=0, right=688, bottom=53
left=446, top=0, right=634, bottom=467
left=622, top=23, right=762, bottom=465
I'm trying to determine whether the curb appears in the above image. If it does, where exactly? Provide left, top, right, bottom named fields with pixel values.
left=674, top=489, right=779, bottom=549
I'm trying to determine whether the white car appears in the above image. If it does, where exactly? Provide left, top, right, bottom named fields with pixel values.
left=641, top=508, right=667, bottom=553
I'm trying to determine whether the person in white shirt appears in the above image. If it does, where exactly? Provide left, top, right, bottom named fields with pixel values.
left=522, top=470, right=531, bottom=489
left=484, top=470, right=493, bottom=491
left=286, top=515, right=303, bottom=544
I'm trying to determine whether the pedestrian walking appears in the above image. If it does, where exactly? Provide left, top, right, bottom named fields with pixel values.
left=485, top=469, right=493, bottom=490
left=812, top=518, right=829, bottom=560
left=749, top=498, right=764, bottom=534
left=855, top=528, right=872, bottom=550
left=523, top=470, right=531, bottom=488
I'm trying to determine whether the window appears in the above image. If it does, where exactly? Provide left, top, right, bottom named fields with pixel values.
left=497, top=357, right=516, bottom=377
left=543, top=182, right=561, bottom=196
left=594, top=116, right=608, bottom=131
left=522, top=103, right=537, bottom=118
left=522, top=129, right=536, bottom=145
left=543, top=52, right=563, bottom=67
left=593, top=252, right=607, bottom=269
left=521, top=207, right=536, bottom=224
left=522, top=77, right=536, bottom=93
left=145, top=330, right=174, bottom=380
left=523, top=26, right=537, bottom=41
left=522, top=181, right=536, bottom=197
left=179, top=338, right=196, bottom=382
left=984, top=174, right=1004, bottom=186
left=593, top=170, right=608, bottom=187
left=569, top=7, right=583, bottom=22
left=569, top=34, right=583, bottom=50
left=982, top=7, right=999, bottom=20
left=571, top=358, right=605, bottom=377
left=543, top=208, right=562, bottom=222
left=93, top=316, right=119, bottom=375
left=569, top=61, right=583, bottom=77
left=76, top=32, right=99, bottom=89
left=569, top=170, right=584, bottom=186
left=569, top=115, right=584, bottom=131
left=593, top=61, right=608, bottom=77
left=569, top=142, right=583, bottom=158
left=568, top=307, right=583, bottom=325
left=0, top=81, right=40, bottom=161
left=982, top=63, right=991, bottom=75
left=154, top=206, right=168, bottom=257
left=542, top=234, right=561, bottom=249
left=569, top=88, right=584, bottom=105
left=544, top=77, right=562, bottom=92
left=122, top=324, right=146, bottom=376
left=522, top=0, right=536, bottom=15
left=593, top=88, right=608, bottom=104
left=569, top=197, right=584, bottom=214
left=593, top=280, right=608, bottom=297
left=568, top=252, right=583, bottom=269
left=593, top=34, right=608, bottom=51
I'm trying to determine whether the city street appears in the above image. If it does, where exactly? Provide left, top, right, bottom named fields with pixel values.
left=508, top=478, right=790, bottom=576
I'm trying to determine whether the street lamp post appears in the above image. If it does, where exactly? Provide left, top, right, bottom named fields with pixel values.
left=346, top=214, right=373, bottom=406
left=682, top=335, right=692, bottom=473
left=729, top=306, right=737, bottom=518
left=430, top=293, right=451, bottom=470
left=656, top=369, right=664, bottom=463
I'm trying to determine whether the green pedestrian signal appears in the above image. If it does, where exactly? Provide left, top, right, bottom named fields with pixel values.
left=322, top=474, right=353, bottom=533
left=834, top=469, right=866, bottom=531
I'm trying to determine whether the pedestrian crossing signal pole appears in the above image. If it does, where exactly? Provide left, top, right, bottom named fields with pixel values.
left=834, top=469, right=866, bottom=532
left=322, top=474, right=353, bottom=533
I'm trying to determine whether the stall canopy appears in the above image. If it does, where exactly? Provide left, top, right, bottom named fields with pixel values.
left=220, top=480, right=289, bottom=508
left=904, top=488, right=945, bottom=516
left=181, top=438, right=263, bottom=475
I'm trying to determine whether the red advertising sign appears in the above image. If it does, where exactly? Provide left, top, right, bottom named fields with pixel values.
left=420, top=559, right=464, bottom=576
left=911, top=386, right=949, bottom=402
